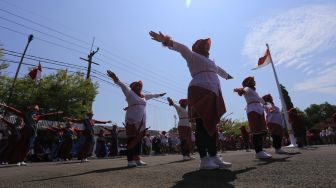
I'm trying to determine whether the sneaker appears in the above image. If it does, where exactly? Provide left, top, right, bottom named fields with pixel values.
left=188, top=156, right=195, bottom=160
left=17, top=162, right=21, bottom=166
left=84, top=158, right=89, bottom=162
left=199, top=157, right=219, bottom=170
left=275, top=148, right=287, bottom=154
left=255, top=151, right=272, bottom=159
left=210, top=156, right=232, bottom=168
left=128, top=160, right=137, bottom=167
left=183, top=156, right=191, bottom=161
left=135, top=160, right=147, bottom=166
left=20, top=161, right=27, bottom=166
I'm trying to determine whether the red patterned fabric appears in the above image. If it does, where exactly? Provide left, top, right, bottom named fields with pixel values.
left=188, top=86, right=226, bottom=136
left=267, top=122, right=283, bottom=136
left=247, top=111, right=267, bottom=135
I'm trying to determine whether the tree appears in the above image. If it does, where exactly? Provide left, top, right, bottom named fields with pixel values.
left=0, top=45, right=9, bottom=73
left=0, top=69, right=98, bottom=119
left=218, top=119, right=247, bottom=136
left=280, top=84, right=294, bottom=110
left=304, top=102, right=336, bottom=129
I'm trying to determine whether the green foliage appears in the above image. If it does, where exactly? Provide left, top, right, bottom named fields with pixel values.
left=280, top=84, right=294, bottom=110
left=0, top=45, right=9, bottom=73
left=218, top=119, right=248, bottom=136
left=304, top=102, right=336, bottom=129
left=168, top=127, right=178, bottom=134
left=0, top=69, right=98, bottom=119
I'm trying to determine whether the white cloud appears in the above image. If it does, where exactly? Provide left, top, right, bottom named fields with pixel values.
left=243, top=4, right=336, bottom=68
left=293, top=67, right=336, bottom=94
left=244, top=4, right=336, bottom=95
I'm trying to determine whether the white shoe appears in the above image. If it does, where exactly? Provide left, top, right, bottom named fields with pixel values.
left=210, top=156, right=232, bottom=168
left=17, top=162, right=21, bottom=166
left=135, top=160, right=147, bottom=166
left=128, top=160, right=137, bottom=167
left=199, top=157, right=219, bottom=170
left=255, top=151, right=272, bottom=159
left=84, top=158, right=89, bottom=162
left=183, top=156, right=191, bottom=161
left=20, top=161, right=27, bottom=166
left=275, top=148, right=287, bottom=154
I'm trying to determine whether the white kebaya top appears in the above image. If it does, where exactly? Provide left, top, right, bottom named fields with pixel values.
left=116, top=81, right=161, bottom=131
left=172, top=104, right=190, bottom=127
left=264, top=102, right=285, bottom=128
left=243, top=87, right=265, bottom=115
left=169, top=41, right=230, bottom=96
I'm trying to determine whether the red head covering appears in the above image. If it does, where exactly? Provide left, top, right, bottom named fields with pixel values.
left=242, top=76, right=255, bottom=88
left=130, top=81, right=144, bottom=97
left=192, top=38, right=211, bottom=57
left=288, top=108, right=297, bottom=115
left=178, top=99, right=188, bottom=106
left=262, top=94, right=273, bottom=103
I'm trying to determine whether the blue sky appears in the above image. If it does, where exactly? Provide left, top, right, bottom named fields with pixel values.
left=1, top=0, right=335, bottom=131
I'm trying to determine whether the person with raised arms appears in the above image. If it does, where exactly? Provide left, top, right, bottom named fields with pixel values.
left=107, top=70, right=166, bottom=167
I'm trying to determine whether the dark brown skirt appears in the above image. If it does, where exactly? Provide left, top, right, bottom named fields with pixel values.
left=247, top=111, right=267, bottom=135
left=267, top=122, right=283, bottom=136
left=188, top=86, right=226, bottom=136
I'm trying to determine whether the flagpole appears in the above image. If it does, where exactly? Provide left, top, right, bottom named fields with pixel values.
left=266, top=43, right=297, bottom=147
left=5, top=34, right=33, bottom=113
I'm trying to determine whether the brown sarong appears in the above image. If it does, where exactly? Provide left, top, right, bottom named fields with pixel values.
left=267, top=122, right=283, bottom=136
left=247, top=111, right=267, bottom=135
left=188, top=86, right=226, bottom=136
left=178, top=126, right=192, bottom=151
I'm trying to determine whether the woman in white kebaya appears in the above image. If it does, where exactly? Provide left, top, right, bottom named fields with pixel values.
left=107, top=70, right=166, bottom=167
left=149, top=31, right=233, bottom=170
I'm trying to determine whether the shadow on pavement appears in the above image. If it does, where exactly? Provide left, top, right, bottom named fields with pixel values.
left=256, top=157, right=291, bottom=166
left=28, top=166, right=130, bottom=182
left=172, top=167, right=256, bottom=188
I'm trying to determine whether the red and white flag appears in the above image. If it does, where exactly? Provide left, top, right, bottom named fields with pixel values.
left=28, top=63, right=42, bottom=80
left=252, top=49, right=271, bottom=70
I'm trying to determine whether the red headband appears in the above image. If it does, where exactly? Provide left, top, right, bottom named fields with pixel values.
left=178, top=99, right=188, bottom=106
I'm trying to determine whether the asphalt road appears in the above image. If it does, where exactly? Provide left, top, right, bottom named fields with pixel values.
left=0, top=145, right=335, bottom=188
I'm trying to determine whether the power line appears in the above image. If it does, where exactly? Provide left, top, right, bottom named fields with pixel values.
left=0, top=8, right=186, bottom=90
left=0, top=25, right=87, bottom=56
left=2, top=58, right=173, bottom=104
left=0, top=16, right=90, bottom=51
left=0, top=8, right=92, bottom=47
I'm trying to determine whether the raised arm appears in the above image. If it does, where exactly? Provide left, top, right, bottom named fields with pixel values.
left=0, top=104, right=24, bottom=117
left=107, top=70, right=130, bottom=96
left=37, top=111, right=63, bottom=121
left=145, top=93, right=166, bottom=100
left=167, top=97, right=175, bottom=106
left=149, top=31, right=193, bottom=62
left=217, top=66, right=233, bottom=80
left=93, top=120, right=112, bottom=124
left=233, top=88, right=245, bottom=96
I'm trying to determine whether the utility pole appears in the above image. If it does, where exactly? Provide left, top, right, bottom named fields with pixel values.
left=80, top=47, right=99, bottom=80
left=79, top=38, right=99, bottom=112
left=5, top=34, right=33, bottom=110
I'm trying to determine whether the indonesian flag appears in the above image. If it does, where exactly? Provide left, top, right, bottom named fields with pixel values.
left=252, top=49, right=271, bottom=70
left=28, top=63, right=42, bottom=80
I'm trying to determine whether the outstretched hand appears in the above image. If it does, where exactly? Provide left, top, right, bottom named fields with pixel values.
left=149, top=31, right=166, bottom=43
left=107, top=70, right=119, bottom=83
left=160, top=93, right=166, bottom=97
left=226, top=74, right=233, bottom=80
left=167, top=97, right=174, bottom=106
